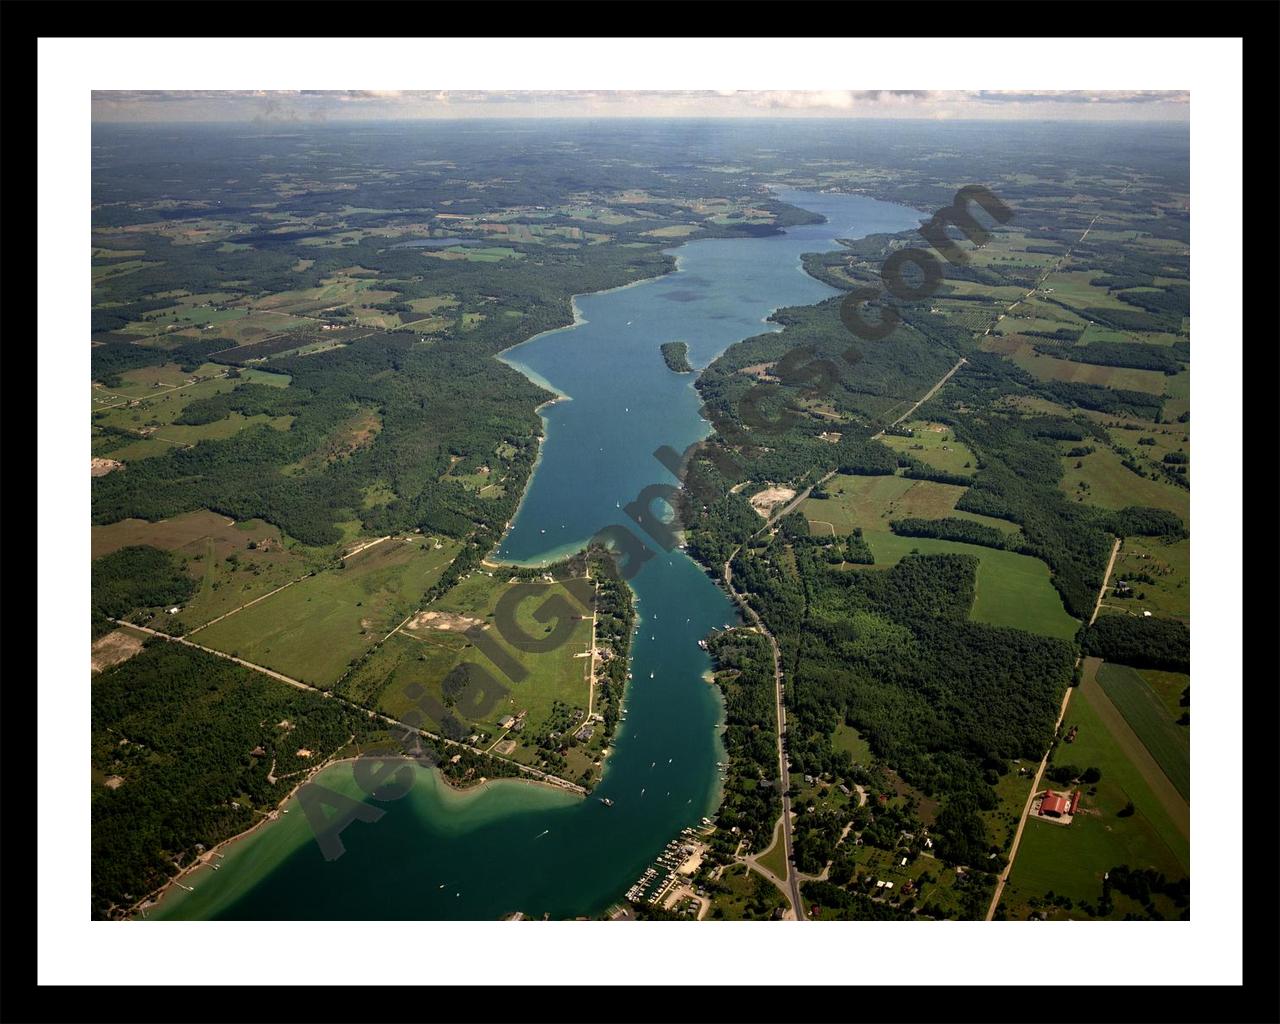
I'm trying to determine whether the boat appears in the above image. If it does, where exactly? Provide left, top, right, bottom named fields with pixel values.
left=599, top=797, right=613, bottom=807
left=649, top=671, right=654, bottom=679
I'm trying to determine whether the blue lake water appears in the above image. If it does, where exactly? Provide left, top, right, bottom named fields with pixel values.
left=152, top=190, right=920, bottom=920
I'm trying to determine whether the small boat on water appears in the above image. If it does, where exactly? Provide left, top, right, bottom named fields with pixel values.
left=599, top=797, right=614, bottom=807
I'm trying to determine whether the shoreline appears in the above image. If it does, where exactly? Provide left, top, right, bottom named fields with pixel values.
left=135, top=750, right=580, bottom=921
left=491, top=262, right=680, bottom=561
left=143, top=191, right=865, bottom=921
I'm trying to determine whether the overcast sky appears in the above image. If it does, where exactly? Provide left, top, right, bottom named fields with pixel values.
left=92, top=90, right=1191, bottom=124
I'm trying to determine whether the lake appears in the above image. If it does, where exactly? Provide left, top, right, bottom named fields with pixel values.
left=150, top=189, right=921, bottom=920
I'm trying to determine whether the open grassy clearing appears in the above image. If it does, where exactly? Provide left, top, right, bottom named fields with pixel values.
left=1041, top=268, right=1139, bottom=312
left=878, top=420, right=979, bottom=477
left=981, top=334, right=1171, bottom=394
left=831, top=722, right=872, bottom=765
left=1095, top=661, right=1189, bottom=800
left=1136, top=668, right=1190, bottom=723
left=91, top=511, right=330, bottom=634
left=801, top=472, right=1017, bottom=537
left=98, top=413, right=295, bottom=462
left=756, top=824, right=789, bottom=881
left=858, top=531, right=1079, bottom=641
left=706, top=863, right=787, bottom=920
left=1060, top=446, right=1188, bottom=520
left=92, top=509, right=295, bottom=560
left=193, top=536, right=461, bottom=688
left=982, top=769, right=1035, bottom=856
left=91, top=365, right=294, bottom=460
left=337, top=570, right=595, bottom=762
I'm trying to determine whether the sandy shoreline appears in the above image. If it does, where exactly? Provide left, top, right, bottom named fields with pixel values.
left=133, top=750, right=578, bottom=920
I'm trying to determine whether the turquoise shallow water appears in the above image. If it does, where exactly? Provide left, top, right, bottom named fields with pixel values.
left=152, top=190, right=920, bottom=920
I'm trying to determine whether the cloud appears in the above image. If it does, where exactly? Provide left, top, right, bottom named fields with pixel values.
left=91, top=89, right=1191, bottom=123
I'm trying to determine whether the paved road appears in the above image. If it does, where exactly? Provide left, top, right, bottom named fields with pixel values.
left=721, top=555, right=804, bottom=920
left=112, top=618, right=587, bottom=795
left=984, top=536, right=1121, bottom=920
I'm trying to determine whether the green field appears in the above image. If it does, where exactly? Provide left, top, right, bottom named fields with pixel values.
left=831, top=722, right=872, bottom=765
left=1136, top=667, right=1190, bottom=722
left=91, top=363, right=295, bottom=461
left=706, top=863, right=787, bottom=920
left=193, top=536, right=461, bottom=687
left=1060, top=447, right=1189, bottom=520
left=879, top=421, right=979, bottom=477
left=337, top=570, right=595, bottom=763
left=1002, top=664, right=1189, bottom=919
left=859, top=531, right=1079, bottom=641
left=1095, top=661, right=1189, bottom=799
left=91, top=510, right=324, bottom=634
left=801, top=472, right=1017, bottom=538
left=757, top=824, right=789, bottom=881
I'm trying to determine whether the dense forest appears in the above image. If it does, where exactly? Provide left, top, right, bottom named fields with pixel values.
left=728, top=532, right=1074, bottom=868
left=91, top=643, right=374, bottom=917
left=91, top=545, right=195, bottom=637
left=660, top=341, right=693, bottom=373
left=1083, top=614, right=1191, bottom=672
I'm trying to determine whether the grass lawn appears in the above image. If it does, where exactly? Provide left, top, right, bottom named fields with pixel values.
left=1095, top=661, right=1189, bottom=800
left=193, top=537, right=460, bottom=688
left=859, top=531, right=1079, bottom=641
left=756, top=823, right=789, bottom=881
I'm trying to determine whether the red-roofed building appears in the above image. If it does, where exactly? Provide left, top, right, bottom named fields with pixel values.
left=1069, top=790, right=1081, bottom=815
left=1040, top=792, right=1069, bottom=817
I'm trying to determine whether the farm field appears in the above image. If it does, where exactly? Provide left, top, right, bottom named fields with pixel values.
left=1136, top=667, right=1191, bottom=722
left=1060, top=446, right=1189, bottom=520
left=855, top=531, right=1079, bottom=641
left=1002, top=661, right=1189, bottom=920
left=981, top=334, right=1171, bottom=394
left=337, top=571, right=595, bottom=763
left=878, top=421, right=979, bottom=477
left=92, top=509, right=298, bottom=560
left=193, top=536, right=461, bottom=688
left=1095, top=661, right=1189, bottom=800
left=801, top=472, right=1018, bottom=538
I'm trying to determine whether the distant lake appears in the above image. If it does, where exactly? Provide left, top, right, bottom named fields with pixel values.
left=151, top=189, right=922, bottom=921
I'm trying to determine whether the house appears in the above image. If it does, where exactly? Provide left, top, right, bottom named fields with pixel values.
left=1040, top=791, right=1069, bottom=817
left=498, top=715, right=516, bottom=730
left=1069, top=790, right=1081, bottom=815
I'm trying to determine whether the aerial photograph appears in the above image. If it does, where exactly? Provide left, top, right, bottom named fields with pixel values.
left=84, top=88, right=1195, bottom=927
